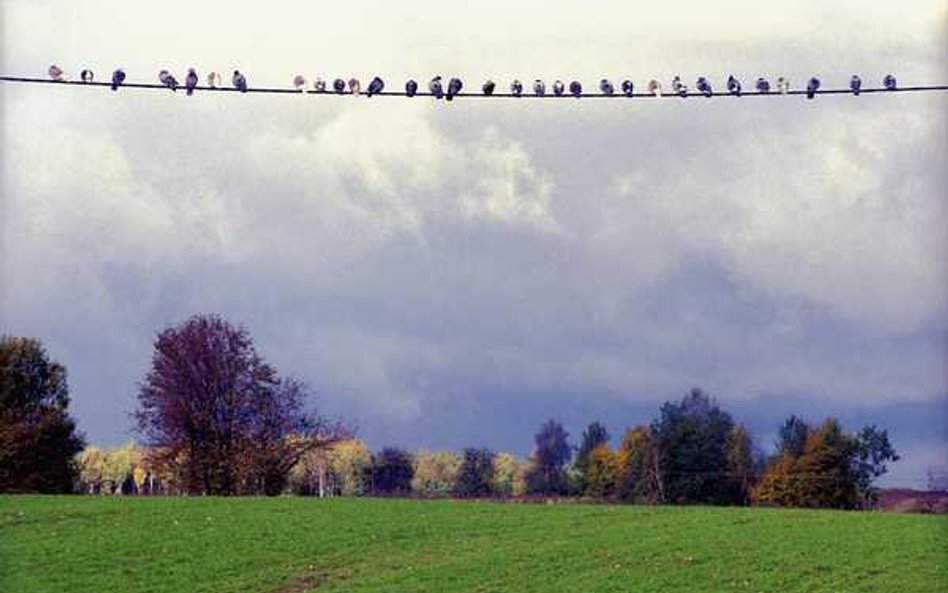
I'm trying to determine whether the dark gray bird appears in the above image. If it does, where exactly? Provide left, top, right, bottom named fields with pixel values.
left=482, top=79, right=496, bottom=95
left=367, top=76, right=385, bottom=97
left=599, top=78, right=614, bottom=95
left=776, top=76, right=790, bottom=94
left=313, top=78, right=327, bottom=92
left=110, top=69, right=126, bottom=91
left=552, top=80, right=565, bottom=96
left=727, top=75, right=741, bottom=96
left=533, top=79, right=546, bottom=96
left=429, top=76, right=444, bottom=99
left=159, top=70, right=178, bottom=91
left=755, top=77, right=770, bottom=93
left=647, top=79, right=661, bottom=96
left=806, top=76, right=820, bottom=99
left=233, top=70, right=248, bottom=93
left=207, top=72, right=223, bottom=88
left=446, top=77, right=462, bottom=101
left=510, top=79, right=523, bottom=96
left=569, top=80, right=582, bottom=97
left=333, top=78, right=346, bottom=93
left=696, top=77, right=712, bottom=97
left=186, top=69, right=199, bottom=95
left=405, top=79, right=418, bottom=97
left=48, top=65, right=64, bottom=81
left=672, top=76, right=688, bottom=97
left=621, top=79, right=634, bottom=97
left=883, top=74, right=897, bottom=90
left=850, top=75, right=861, bottom=96
left=80, top=69, right=94, bottom=83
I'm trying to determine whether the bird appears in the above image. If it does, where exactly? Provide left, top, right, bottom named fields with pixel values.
left=159, top=70, right=178, bottom=91
left=110, top=69, right=126, bottom=91
left=348, top=78, right=361, bottom=95
left=293, top=74, right=307, bottom=92
left=429, top=76, right=444, bottom=99
left=367, top=76, right=385, bottom=97
left=48, top=65, right=64, bottom=81
left=756, top=77, right=770, bottom=93
left=569, top=80, right=582, bottom=97
left=482, top=79, right=496, bottom=96
left=850, top=74, right=861, bottom=96
left=511, top=79, right=523, bottom=96
left=446, top=77, right=462, bottom=101
left=405, top=79, right=418, bottom=97
left=647, top=79, right=662, bottom=97
left=599, top=78, right=614, bottom=95
left=533, top=79, right=546, bottom=96
left=806, top=76, right=820, bottom=99
left=233, top=70, right=248, bottom=93
left=207, top=72, right=222, bottom=88
left=552, top=80, right=565, bottom=96
left=621, top=79, right=634, bottom=97
left=333, top=78, right=346, bottom=94
left=727, top=75, right=742, bottom=96
left=185, top=68, right=198, bottom=95
left=883, top=74, right=897, bottom=90
left=80, top=69, right=94, bottom=83
left=313, top=78, right=327, bottom=92
left=696, top=77, right=712, bottom=97
left=776, top=77, right=790, bottom=94
left=671, top=76, right=687, bottom=97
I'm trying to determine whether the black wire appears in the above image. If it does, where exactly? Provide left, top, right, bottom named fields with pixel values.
left=3, top=75, right=948, bottom=98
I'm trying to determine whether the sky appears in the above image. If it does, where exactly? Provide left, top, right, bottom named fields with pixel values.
left=2, top=0, right=946, bottom=487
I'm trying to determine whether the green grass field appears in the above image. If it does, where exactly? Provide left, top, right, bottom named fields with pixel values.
left=1, top=496, right=946, bottom=593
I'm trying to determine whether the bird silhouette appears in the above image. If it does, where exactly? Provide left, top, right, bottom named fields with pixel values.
left=850, top=75, right=861, bottom=96
left=599, top=78, right=614, bottom=95
left=621, top=79, right=634, bottom=97
left=185, top=69, right=198, bottom=95
left=552, top=80, right=565, bottom=96
left=776, top=77, right=790, bottom=94
left=533, top=79, right=546, bottom=96
left=429, top=76, right=444, bottom=99
left=233, top=70, right=248, bottom=92
left=883, top=74, right=897, bottom=90
left=446, top=77, right=463, bottom=101
left=647, top=79, right=662, bottom=97
left=696, top=77, right=712, bottom=97
left=511, top=79, right=523, bottom=96
left=293, top=75, right=307, bottom=92
left=755, top=77, right=770, bottom=93
left=348, top=78, right=361, bottom=95
left=159, top=70, right=178, bottom=91
left=313, top=78, right=327, bottom=92
left=48, top=65, right=64, bottom=81
left=207, top=72, right=222, bottom=88
left=80, top=69, right=94, bottom=83
left=806, top=77, right=820, bottom=99
left=727, top=75, right=741, bottom=96
left=482, top=79, right=496, bottom=96
left=111, top=69, right=126, bottom=91
left=333, top=78, right=346, bottom=94
left=367, top=76, right=385, bottom=97
left=405, top=79, right=418, bottom=97
left=569, top=80, right=582, bottom=97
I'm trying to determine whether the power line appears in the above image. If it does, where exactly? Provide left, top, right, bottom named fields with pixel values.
left=3, top=75, right=948, bottom=99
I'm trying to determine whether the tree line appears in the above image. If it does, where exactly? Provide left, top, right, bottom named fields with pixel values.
left=1, top=315, right=900, bottom=509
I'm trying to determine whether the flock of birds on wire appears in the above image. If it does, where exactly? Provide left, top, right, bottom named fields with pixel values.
left=46, top=65, right=900, bottom=100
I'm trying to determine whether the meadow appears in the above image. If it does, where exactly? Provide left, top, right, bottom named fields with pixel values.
left=1, top=496, right=946, bottom=593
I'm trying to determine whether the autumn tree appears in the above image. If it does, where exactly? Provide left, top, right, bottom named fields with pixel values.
left=330, top=439, right=373, bottom=495
left=0, top=336, right=84, bottom=493
left=584, top=444, right=618, bottom=499
left=455, top=447, right=496, bottom=498
left=411, top=450, right=461, bottom=497
left=524, top=419, right=572, bottom=495
left=574, top=421, right=610, bottom=493
left=615, top=426, right=663, bottom=503
left=726, top=424, right=758, bottom=505
left=492, top=452, right=526, bottom=496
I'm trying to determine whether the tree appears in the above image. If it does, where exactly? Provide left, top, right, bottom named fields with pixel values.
left=367, top=447, right=414, bottom=495
left=330, top=439, right=372, bottom=495
left=726, top=424, right=757, bottom=505
left=411, top=450, right=461, bottom=497
left=134, top=314, right=345, bottom=495
left=492, top=452, right=526, bottom=496
left=852, top=425, right=899, bottom=508
left=651, top=388, right=738, bottom=504
left=574, top=421, right=610, bottom=492
left=584, top=444, right=618, bottom=499
left=455, top=447, right=495, bottom=498
left=524, top=419, right=571, bottom=495
left=0, top=336, right=84, bottom=493
left=615, top=426, right=663, bottom=503
left=775, top=415, right=810, bottom=458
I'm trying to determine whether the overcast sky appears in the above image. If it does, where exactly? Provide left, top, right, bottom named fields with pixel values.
left=2, top=1, right=946, bottom=487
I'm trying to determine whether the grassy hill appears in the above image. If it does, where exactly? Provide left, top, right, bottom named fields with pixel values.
left=2, top=496, right=945, bottom=593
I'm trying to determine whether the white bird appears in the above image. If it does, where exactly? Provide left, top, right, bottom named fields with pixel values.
left=776, top=77, right=790, bottom=94
left=48, top=65, right=64, bottom=81
left=80, top=69, right=94, bottom=83
left=207, top=72, right=222, bottom=88
left=552, top=80, right=565, bottom=96
left=347, top=78, right=361, bottom=95
left=233, top=70, right=248, bottom=92
left=185, top=68, right=199, bottom=95
left=671, top=76, right=687, bottom=97
left=533, top=79, right=546, bottom=96
left=293, top=75, right=307, bottom=91
left=647, top=79, right=662, bottom=97
left=313, top=78, right=327, bottom=92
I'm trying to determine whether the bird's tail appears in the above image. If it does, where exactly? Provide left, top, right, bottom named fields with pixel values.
left=111, top=84, right=118, bottom=91
left=187, top=88, right=194, bottom=96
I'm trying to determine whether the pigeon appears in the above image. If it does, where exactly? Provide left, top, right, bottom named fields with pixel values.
left=429, top=76, right=444, bottom=99
left=293, top=75, right=307, bottom=91
left=696, top=77, right=712, bottom=97
left=446, top=77, right=462, bottom=101
left=533, top=79, right=546, bottom=96
left=233, top=70, right=248, bottom=93
left=569, top=80, right=582, bottom=97
left=850, top=75, right=861, bottom=96
left=348, top=78, right=361, bottom=95
left=671, top=76, right=687, bottom=97
left=776, top=77, right=790, bottom=94
left=647, top=79, right=662, bottom=96
left=883, top=74, right=897, bottom=90
left=806, top=76, right=820, bottom=99
left=110, top=69, right=126, bottom=91
left=333, top=78, right=346, bottom=94
left=510, top=79, right=523, bottom=96
left=552, top=80, right=565, bottom=96
left=405, top=79, right=418, bottom=97
left=367, top=76, right=385, bottom=97
left=48, top=65, right=64, bottom=81
left=185, top=68, right=198, bottom=95
left=80, top=69, right=94, bottom=83
left=599, top=78, right=614, bottom=95
left=727, top=75, right=742, bottom=96
left=482, top=79, right=496, bottom=96
left=621, top=79, right=634, bottom=97
left=755, top=77, right=770, bottom=93
left=207, top=72, right=222, bottom=88
left=313, top=78, right=327, bottom=92
left=159, top=70, right=178, bottom=91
